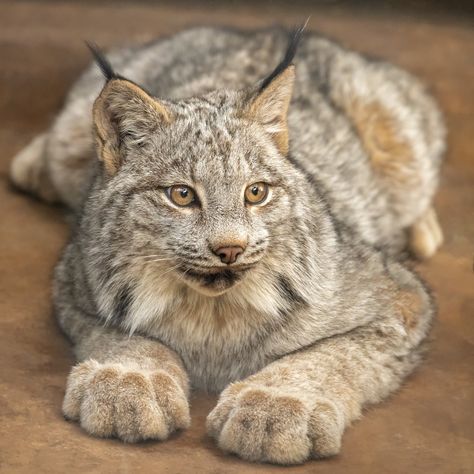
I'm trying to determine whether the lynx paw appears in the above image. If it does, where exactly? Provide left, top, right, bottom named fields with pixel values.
left=63, top=360, right=190, bottom=442
left=409, top=207, right=443, bottom=259
left=207, top=383, right=344, bottom=464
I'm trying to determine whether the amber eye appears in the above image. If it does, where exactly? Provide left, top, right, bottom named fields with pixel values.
left=167, top=185, right=197, bottom=207
left=245, top=182, right=269, bottom=205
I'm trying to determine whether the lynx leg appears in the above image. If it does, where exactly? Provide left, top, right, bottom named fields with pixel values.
left=409, top=207, right=443, bottom=259
left=10, top=133, right=58, bottom=203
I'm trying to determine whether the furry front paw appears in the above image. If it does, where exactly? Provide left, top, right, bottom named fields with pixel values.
left=207, top=383, right=344, bottom=464
left=62, top=360, right=190, bottom=442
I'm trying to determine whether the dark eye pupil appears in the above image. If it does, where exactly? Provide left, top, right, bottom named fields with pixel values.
left=252, top=187, right=259, bottom=196
left=180, top=189, right=188, bottom=198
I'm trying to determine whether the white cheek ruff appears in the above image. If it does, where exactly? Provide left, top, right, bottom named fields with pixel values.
left=120, top=258, right=287, bottom=339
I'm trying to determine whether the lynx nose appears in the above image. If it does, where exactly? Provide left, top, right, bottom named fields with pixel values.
left=213, top=246, right=245, bottom=264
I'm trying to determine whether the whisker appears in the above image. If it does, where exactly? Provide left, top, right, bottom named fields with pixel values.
left=175, top=266, right=192, bottom=283
left=159, top=264, right=181, bottom=277
left=137, top=256, right=174, bottom=262
left=266, top=232, right=296, bottom=239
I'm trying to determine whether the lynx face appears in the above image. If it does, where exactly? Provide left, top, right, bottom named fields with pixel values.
left=97, top=92, right=303, bottom=296
left=90, top=64, right=303, bottom=297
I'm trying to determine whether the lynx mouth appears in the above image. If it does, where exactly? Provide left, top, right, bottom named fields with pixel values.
left=177, top=265, right=252, bottom=295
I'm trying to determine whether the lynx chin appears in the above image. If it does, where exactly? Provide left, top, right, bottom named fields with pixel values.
left=10, top=25, right=444, bottom=465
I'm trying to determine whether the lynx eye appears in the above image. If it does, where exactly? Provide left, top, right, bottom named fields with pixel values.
left=245, top=182, right=269, bottom=205
left=167, top=185, right=197, bottom=207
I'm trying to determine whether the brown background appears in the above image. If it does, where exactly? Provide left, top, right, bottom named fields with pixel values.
left=0, top=1, right=473, bottom=473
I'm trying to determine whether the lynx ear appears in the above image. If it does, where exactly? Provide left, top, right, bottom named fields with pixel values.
left=244, top=23, right=305, bottom=155
left=93, top=79, right=172, bottom=175
left=86, top=42, right=171, bottom=175
left=246, top=66, right=295, bottom=155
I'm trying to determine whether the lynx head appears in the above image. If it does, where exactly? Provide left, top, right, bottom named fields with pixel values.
left=87, top=27, right=314, bottom=301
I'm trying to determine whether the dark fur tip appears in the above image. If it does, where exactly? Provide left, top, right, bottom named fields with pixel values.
left=260, top=19, right=309, bottom=91
left=85, top=41, right=117, bottom=81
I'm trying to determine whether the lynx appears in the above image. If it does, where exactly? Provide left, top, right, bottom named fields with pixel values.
left=10, top=25, right=444, bottom=464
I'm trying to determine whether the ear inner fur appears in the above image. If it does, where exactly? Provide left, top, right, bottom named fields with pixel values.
left=246, top=66, right=295, bottom=155
left=92, top=78, right=172, bottom=175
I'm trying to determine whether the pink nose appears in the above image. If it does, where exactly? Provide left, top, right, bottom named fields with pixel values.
left=213, top=246, right=245, bottom=264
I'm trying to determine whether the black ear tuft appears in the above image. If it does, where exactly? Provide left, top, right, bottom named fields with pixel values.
left=260, top=20, right=308, bottom=91
left=86, top=41, right=117, bottom=81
